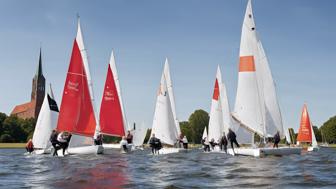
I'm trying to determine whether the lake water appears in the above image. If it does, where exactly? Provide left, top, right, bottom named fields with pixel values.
left=0, top=147, right=335, bottom=188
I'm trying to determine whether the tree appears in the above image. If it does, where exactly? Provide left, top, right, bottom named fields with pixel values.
left=180, top=121, right=192, bottom=142
left=2, top=116, right=27, bottom=143
left=0, top=134, right=13, bottom=142
left=312, top=126, right=321, bottom=142
left=188, top=109, right=209, bottom=144
left=0, top=112, right=7, bottom=134
left=320, top=116, right=336, bottom=143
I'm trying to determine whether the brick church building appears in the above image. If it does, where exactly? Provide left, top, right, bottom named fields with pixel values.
left=11, top=49, right=45, bottom=119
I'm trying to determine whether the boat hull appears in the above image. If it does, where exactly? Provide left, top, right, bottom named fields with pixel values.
left=307, top=146, right=319, bottom=152
left=227, top=147, right=302, bottom=157
left=154, top=147, right=187, bottom=155
left=33, top=148, right=51, bottom=155
left=56, top=145, right=104, bottom=156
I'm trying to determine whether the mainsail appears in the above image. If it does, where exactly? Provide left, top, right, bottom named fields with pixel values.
left=151, top=64, right=179, bottom=145
left=56, top=18, right=97, bottom=147
left=233, top=0, right=284, bottom=139
left=32, top=84, right=59, bottom=149
left=202, top=126, right=208, bottom=140
left=99, top=51, right=125, bottom=137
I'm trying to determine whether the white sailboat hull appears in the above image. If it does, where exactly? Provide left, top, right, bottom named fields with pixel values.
left=102, top=143, right=138, bottom=152
left=155, top=147, right=186, bottom=155
left=307, top=146, right=319, bottom=152
left=57, top=145, right=104, bottom=156
left=33, top=148, right=52, bottom=155
left=227, top=147, right=302, bottom=157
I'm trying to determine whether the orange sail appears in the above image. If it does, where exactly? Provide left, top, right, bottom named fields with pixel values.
left=297, top=104, right=312, bottom=143
left=56, top=40, right=96, bottom=137
left=99, top=64, right=125, bottom=137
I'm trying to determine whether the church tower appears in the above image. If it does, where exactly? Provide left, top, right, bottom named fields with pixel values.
left=31, top=48, right=45, bottom=118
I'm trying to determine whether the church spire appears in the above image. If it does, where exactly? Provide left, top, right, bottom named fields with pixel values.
left=36, top=48, right=43, bottom=77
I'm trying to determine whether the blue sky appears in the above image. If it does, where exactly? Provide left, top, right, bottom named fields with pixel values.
left=0, top=0, right=335, bottom=131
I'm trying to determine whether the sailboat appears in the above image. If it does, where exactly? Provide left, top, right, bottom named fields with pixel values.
left=32, top=84, right=59, bottom=155
left=202, top=126, right=208, bottom=140
left=230, top=0, right=301, bottom=157
left=56, top=17, right=103, bottom=155
left=297, top=104, right=319, bottom=152
left=207, top=66, right=235, bottom=151
left=150, top=58, right=183, bottom=154
left=100, top=51, right=133, bottom=151
left=132, top=122, right=148, bottom=149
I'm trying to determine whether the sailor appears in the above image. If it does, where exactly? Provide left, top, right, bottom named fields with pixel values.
left=220, top=132, right=228, bottom=153
left=50, top=130, right=60, bottom=156
left=209, top=138, right=218, bottom=150
left=178, top=133, right=184, bottom=148
left=182, top=136, right=188, bottom=149
left=57, top=132, right=71, bottom=156
left=149, top=134, right=162, bottom=154
left=227, top=128, right=240, bottom=151
left=126, top=130, right=133, bottom=144
left=25, top=138, right=34, bottom=153
left=120, top=136, right=129, bottom=152
left=94, top=134, right=103, bottom=145
left=273, top=131, right=280, bottom=148
left=202, top=137, right=210, bottom=152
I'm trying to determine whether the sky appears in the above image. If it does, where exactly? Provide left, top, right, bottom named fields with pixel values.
left=0, top=0, right=335, bottom=131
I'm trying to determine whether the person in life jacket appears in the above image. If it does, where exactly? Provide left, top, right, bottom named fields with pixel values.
left=120, top=136, right=129, bottom=152
left=149, top=133, right=162, bottom=154
left=49, top=130, right=60, bottom=156
left=202, top=137, right=210, bottom=152
left=227, top=128, right=240, bottom=151
left=220, top=132, right=228, bottom=153
left=57, top=132, right=72, bottom=156
left=182, top=136, right=188, bottom=149
left=209, top=138, right=218, bottom=150
left=25, top=138, right=34, bottom=153
left=126, top=130, right=133, bottom=144
left=94, top=134, right=103, bottom=145
left=273, top=131, right=280, bottom=148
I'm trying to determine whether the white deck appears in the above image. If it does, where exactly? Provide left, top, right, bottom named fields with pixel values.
left=227, top=147, right=302, bottom=157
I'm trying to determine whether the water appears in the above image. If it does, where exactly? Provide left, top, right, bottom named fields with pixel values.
left=0, top=148, right=335, bottom=189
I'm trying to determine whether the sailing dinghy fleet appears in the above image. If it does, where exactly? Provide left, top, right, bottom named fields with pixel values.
left=28, top=0, right=319, bottom=157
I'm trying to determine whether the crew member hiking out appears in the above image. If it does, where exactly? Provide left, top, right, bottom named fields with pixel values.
left=227, top=128, right=240, bottom=151
left=273, top=131, right=280, bottom=148
left=149, top=134, right=162, bottom=154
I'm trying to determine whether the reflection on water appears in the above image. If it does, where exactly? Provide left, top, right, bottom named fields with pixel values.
left=0, top=148, right=336, bottom=188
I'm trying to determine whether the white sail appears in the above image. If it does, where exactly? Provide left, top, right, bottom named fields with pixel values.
left=32, top=84, right=59, bottom=149
left=202, top=126, right=208, bottom=140
left=208, top=67, right=224, bottom=142
left=255, top=38, right=284, bottom=138
left=109, top=51, right=128, bottom=133
left=310, top=120, right=318, bottom=148
left=151, top=69, right=178, bottom=145
left=233, top=0, right=264, bottom=136
left=233, top=0, right=284, bottom=139
left=69, top=18, right=97, bottom=148
left=163, top=58, right=181, bottom=136
left=133, top=122, right=148, bottom=147
left=285, top=127, right=292, bottom=144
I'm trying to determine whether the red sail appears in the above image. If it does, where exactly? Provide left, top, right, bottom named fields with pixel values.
left=99, top=64, right=125, bottom=137
left=56, top=40, right=96, bottom=137
left=212, top=79, right=219, bottom=100
left=297, top=104, right=312, bottom=143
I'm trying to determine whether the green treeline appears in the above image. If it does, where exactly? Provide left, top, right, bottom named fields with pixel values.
left=0, top=113, right=36, bottom=143
left=1, top=110, right=336, bottom=144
